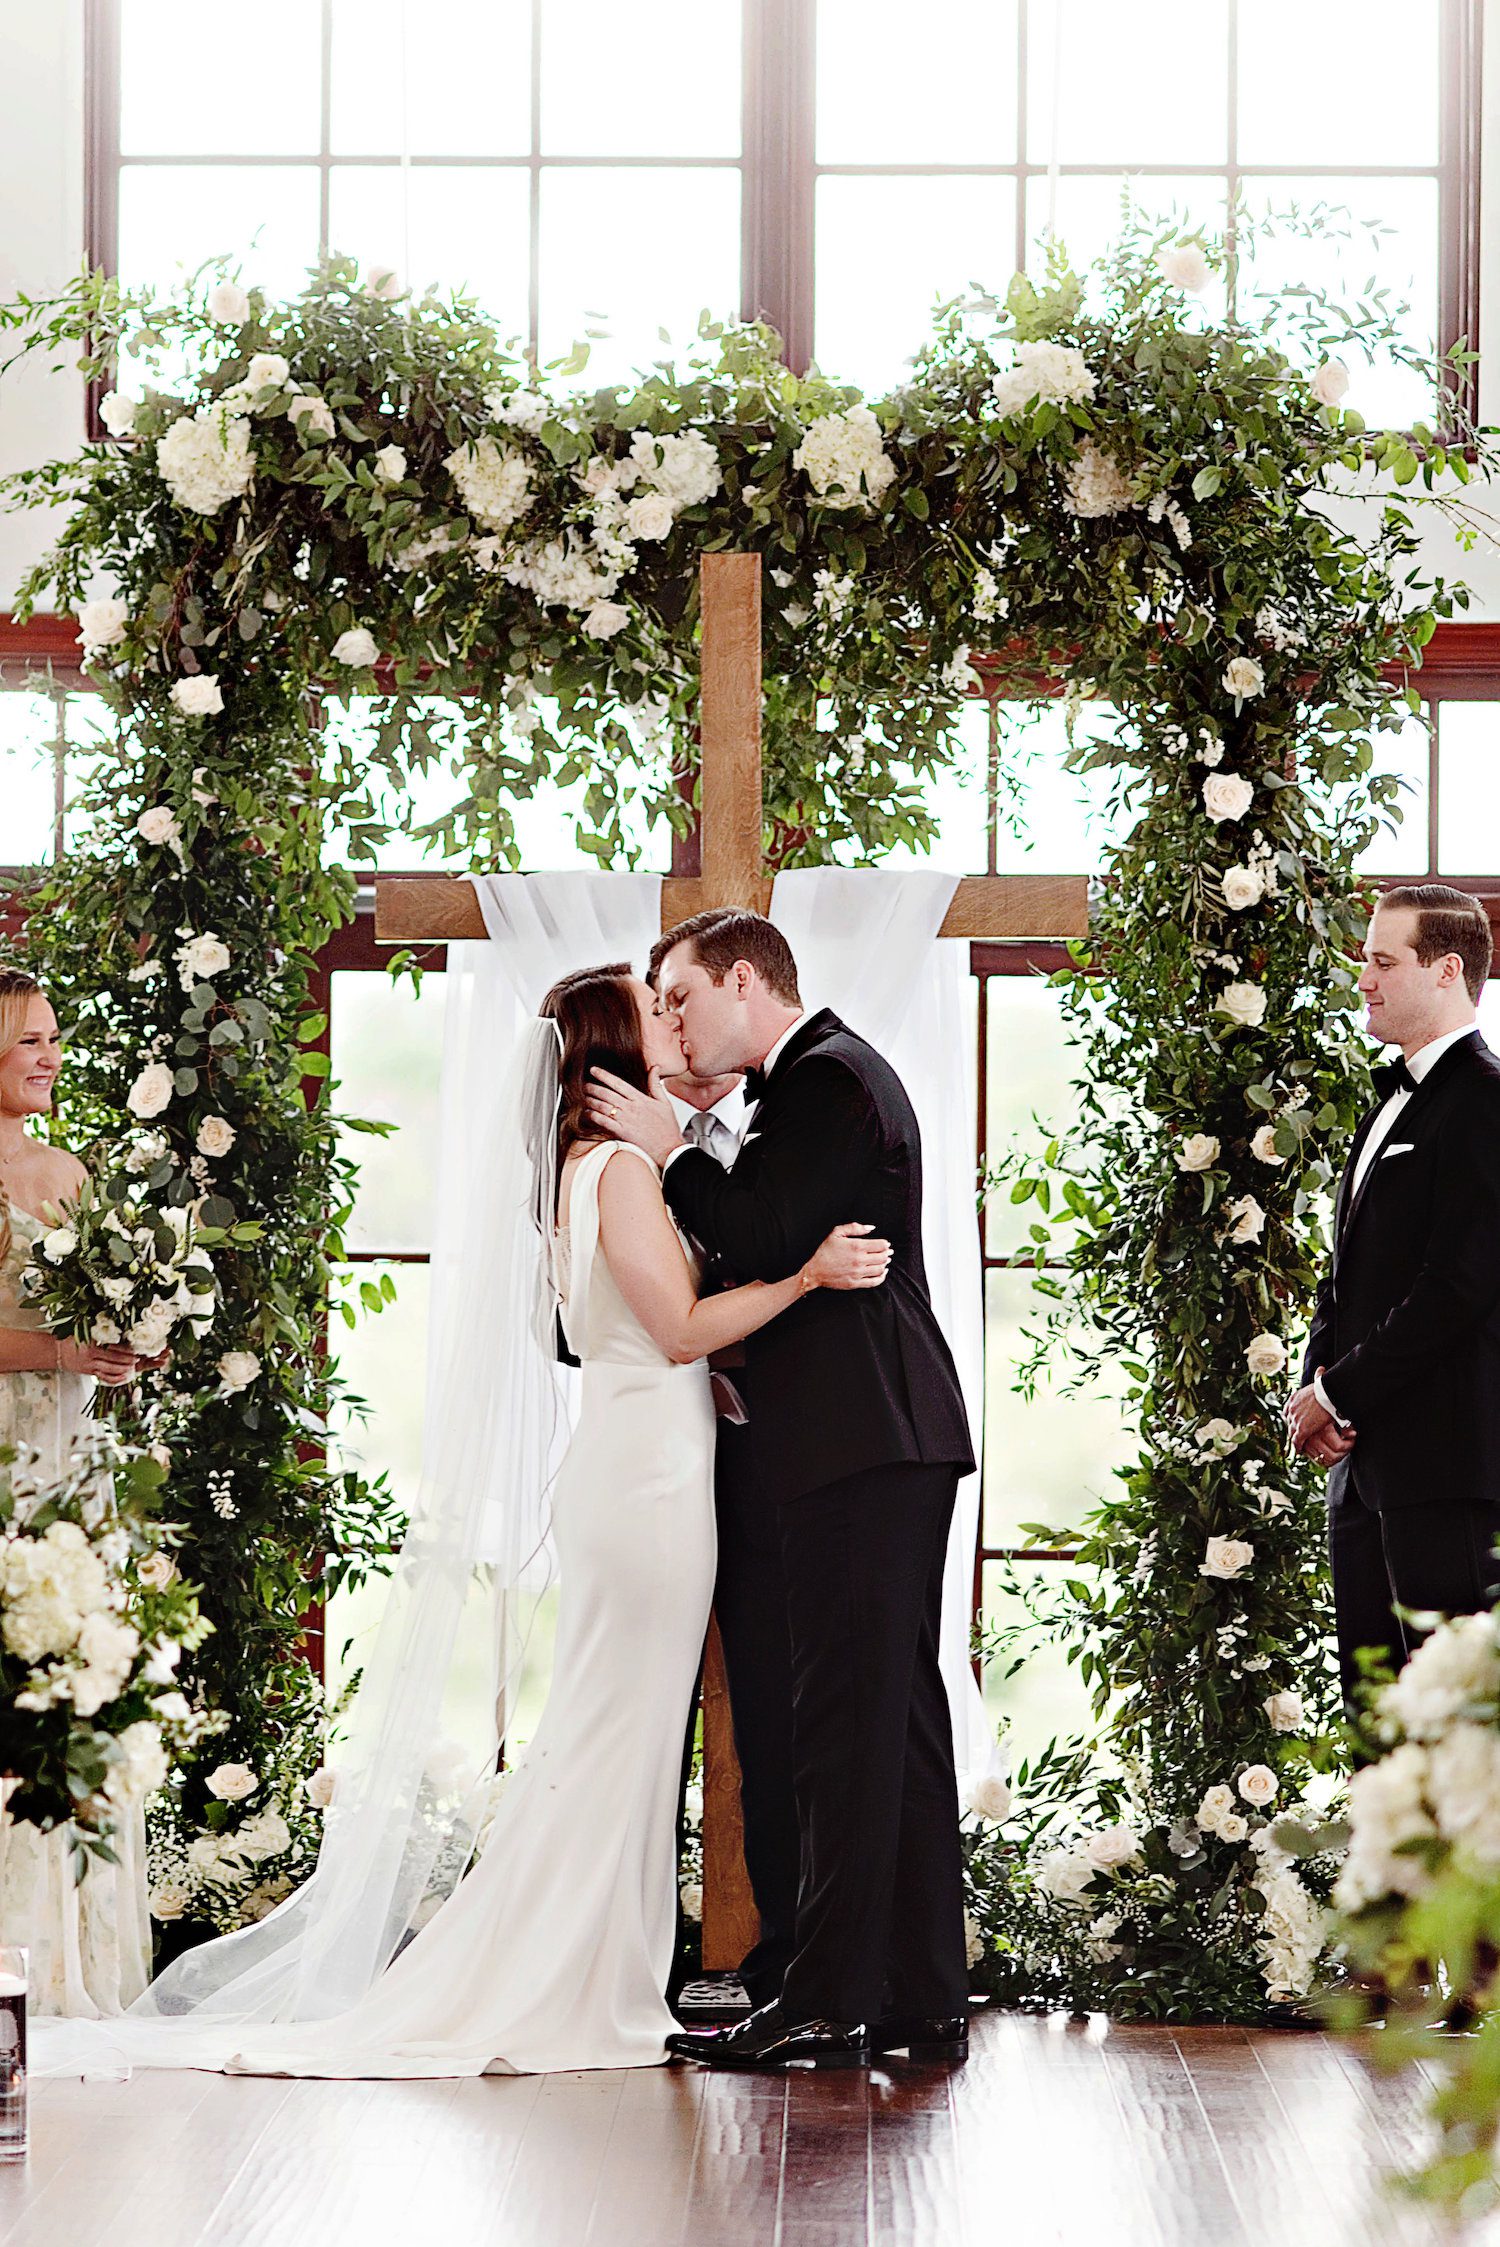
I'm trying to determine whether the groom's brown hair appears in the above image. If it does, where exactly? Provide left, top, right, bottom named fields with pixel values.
left=1381, top=884, right=1493, bottom=1002
left=649, top=909, right=801, bottom=1007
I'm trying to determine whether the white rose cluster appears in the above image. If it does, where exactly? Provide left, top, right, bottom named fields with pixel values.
left=156, top=409, right=255, bottom=515
left=990, top=341, right=1096, bottom=419
left=793, top=406, right=896, bottom=511
left=1381, top=1610, right=1500, bottom=1741
left=1035, top=1821, right=1143, bottom=1909
left=2, top=1520, right=111, bottom=1666
left=1061, top=441, right=1136, bottom=520
left=446, top=436, right=535, bottom=533
left=1194, top=1785, right=1248, bottom=1846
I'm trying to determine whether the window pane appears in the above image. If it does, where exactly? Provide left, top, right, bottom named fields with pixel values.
left=540, top=0, right=741, bottom=156
left=1437, top=703, right=1500, bottom=876
left=1238, top=177, right=1439, bottom=432
left=981, top=1557, right=1096, bottom=1767
left=817, top=0, right=1018, bottom=164
left=0, top=694, right=61, bottom=866
left=117, top=164, right=321, bottom=300
left=330, top=969, right=447, bottom=1252
left=327, top=167, right=530, bottom=324
left=814, top=175, right=1016, bottom=395
left=1027, top=0, right=1229, bottom=167
left=537, top=167, right=740, bottom=382
left=982, top=977, right=1082, bottom=1260
left=984, top=1268, right=1131, bottom=1547
left=992, top=700, right=1129, bottom=875
left=866, top=697, right=991, bottom=874
left=1353, top=706, right=1430, bottom=877
left=1237, top=0, right=1439, bottom=167
left=120, top=0, right=320, bottom=156
left=330, top=0, right=531, bottom=157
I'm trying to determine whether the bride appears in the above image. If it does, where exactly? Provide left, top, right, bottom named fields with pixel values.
left=35, top=961, right=888, bottom=2079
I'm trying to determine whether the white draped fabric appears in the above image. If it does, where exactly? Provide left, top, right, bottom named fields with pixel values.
left=768, top=868, right=999, bottom=1795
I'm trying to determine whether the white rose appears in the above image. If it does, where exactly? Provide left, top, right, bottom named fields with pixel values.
left=245, top=352, right=290, bottom=393
left=1203, top=772, right=1254, bottom=823
left=1201, top=1536, right=1254, bottom=1581
left=40, top=1225, right=78, bottom=1263
left=288, top=392, right=337, bottom=440
left=1250, top=1124, right=1285, bottom=1165
left=137, top=1550, right=178, bottom=1591
left=150, top=1880, right=192, bottom=1921
left=136, top=805, right=180, bottom=848
left=206, top=278, right=250, bottom=325
left=1157, top=242, right=1210, bottom=293
left=79, top=596, right=130, bottom=653
left=1263, top=1690, right=1305, bottom=1734
left=205, top=1761, right=258, bottom=1802
left=1217, top=1813, right=1249, bottom=1844
left=196, top=1115, right=236, bottom=1158
left=625, top=492, right=676, bottom=542
left=1174, top=1132, right=1219, bottom=1174
left=1310, top=358, right=1350, bottom=406
left=1221, top=864, right=1264, bottom=911
left=582, top=602, right=630, bottom=641
left=330, top=627, right=379, bottom=668
left=175, top=931, right=232, bottom=987
left=679, top=1881, right=704, bottom=1922
left=1218, top=981, right=1267, bottom=1030
left=217, top=1350, right=262, bottom=1393
left=1222, top=657, right=1265, bottom=701
left=365, top=265, right=402, bottom=300
left=1224, top=1195, right=1265, bottom=1246
left=966, top=1772, right=1013, bottom=1823
left=99, top=391, right=139, bottom=437
left=1084, top=1822, right=1142, bottom=1873
left=92, top=1317, right=122, bottom=1344
left=1245, top=1332, right=1287, bottom=1377
left=1036, top=1845, right=1095, bottom=1909
left=233, top=1808, right=291, bottom=1861
left=171, top=675, right=224, bottom=719
left=964, top=1911, right=984, bottom=1970
left=1237, top=1764, right=1279, bottom=1808
left=1195, top=1783, right=1236, bottom=1832
left=127, top=1063, right=175, bottom=1119
left=373, top=444, right=407, bottom=483
left=304, top=1766, right=337, bottom=1809
left=1196, top=1417, right=1244, bottom=1455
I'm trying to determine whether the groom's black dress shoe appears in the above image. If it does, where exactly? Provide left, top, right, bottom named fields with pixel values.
left=870, top=2014, right=969, bottom=2063
left=667, top=2002, right=869, bottom=2071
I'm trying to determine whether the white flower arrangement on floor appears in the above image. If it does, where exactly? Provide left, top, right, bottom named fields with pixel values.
left=0, top=1430, right=213, bottom=1867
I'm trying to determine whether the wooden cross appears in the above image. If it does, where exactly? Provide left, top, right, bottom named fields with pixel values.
left=374, top=552, right=1087, bottom=1965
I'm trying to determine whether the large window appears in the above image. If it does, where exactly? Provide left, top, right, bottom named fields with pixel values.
left=87, top=0, right=1477, bottom=417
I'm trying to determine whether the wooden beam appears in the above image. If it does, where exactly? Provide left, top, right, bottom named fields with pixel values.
left=697, top=552, right=769, bottom=914
left=374, top=870, right=1089, bottom=946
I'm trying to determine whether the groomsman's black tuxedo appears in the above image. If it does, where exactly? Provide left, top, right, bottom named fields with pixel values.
left=664, top=1008, right=974, bottom=2024
left=1304, top=1027, right=1500, bottom=1701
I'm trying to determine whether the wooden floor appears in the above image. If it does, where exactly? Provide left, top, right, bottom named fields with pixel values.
left=1, top=2009, right=1489, bottom=2247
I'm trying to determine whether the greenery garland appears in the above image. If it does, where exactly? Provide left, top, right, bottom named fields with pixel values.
left=0, top=216, right=1485, bottom=1987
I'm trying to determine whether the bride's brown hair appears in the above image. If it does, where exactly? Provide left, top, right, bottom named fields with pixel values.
left=539, top=963, right=651, bottom=1165
left=0, top=966, right=46, bottom=1271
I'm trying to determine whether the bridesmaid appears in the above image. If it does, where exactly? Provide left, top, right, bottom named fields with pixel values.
left=0, top=964, right=153, bottom=2014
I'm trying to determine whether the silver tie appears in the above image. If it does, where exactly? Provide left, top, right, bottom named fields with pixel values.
left=687, top=1110, right=732, bottom=1168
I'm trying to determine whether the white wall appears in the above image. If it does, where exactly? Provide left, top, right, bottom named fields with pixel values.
left=2, top=0, right=1500, bottom=616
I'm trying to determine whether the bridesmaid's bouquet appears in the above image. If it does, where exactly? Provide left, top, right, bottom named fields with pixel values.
left=19, top=1151, right=219, bottom=1395
left=0, top=1430, right=213, bottom=1868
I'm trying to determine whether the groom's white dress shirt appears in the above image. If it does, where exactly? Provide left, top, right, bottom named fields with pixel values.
left=1312, top=1020, right=1480, bottom=1424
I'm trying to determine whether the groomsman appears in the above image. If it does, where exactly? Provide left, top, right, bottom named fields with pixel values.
left=1286, top=884, right=1500, bottom=1704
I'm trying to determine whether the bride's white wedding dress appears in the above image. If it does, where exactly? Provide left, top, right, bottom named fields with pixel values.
left=217, top=1139, right=716, bottom=2078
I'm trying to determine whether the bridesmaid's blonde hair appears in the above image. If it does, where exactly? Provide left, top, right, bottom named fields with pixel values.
left=0, top=966, right=45, bottom=1270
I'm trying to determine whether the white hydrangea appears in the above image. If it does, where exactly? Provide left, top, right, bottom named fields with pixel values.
left=395, top=524, right=468, bottom=574
left=501, top=535, right=620, bottom=612
left=446, top=435, right=534, bottom=532
left=99, top=391, right=140, bottom=437
left=1381, top=1611, right=1500, bottom=1742
left=1062, top=441, right=1135, bottom=519
left=103, top=1720, right=169, bottom=1808
left=1036, top=1843, right=1095, bottom=1909
left=1145, top=491, right=1192, bottom=551
left=793, top=406, right=896, bottom=511
left=1257, top=1867, right=1325, bottom=2002
left=1425, top=1723, right=1500, bottom=1866
left=156, top=410, right=255, bottom=514
left=486, top=387, right=552, bottom=436
left=71, top=1611, right=142, bottom=1716
left=990, top=340, right=1096, bottom=418
left=627, top=428, right=722, bottom=512
left=1335, top=1742, right=1437, bottom=1910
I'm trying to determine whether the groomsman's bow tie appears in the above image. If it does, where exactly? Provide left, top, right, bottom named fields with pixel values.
left=1373, top=1056, right=1417, bottom=1101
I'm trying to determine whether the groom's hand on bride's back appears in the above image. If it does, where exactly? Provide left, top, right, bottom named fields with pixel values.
left=587, top=1065, right=685, bottom=1166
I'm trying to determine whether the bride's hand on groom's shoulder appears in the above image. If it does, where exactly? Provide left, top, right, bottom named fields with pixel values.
left=586, top=1065, right=685, bottom=1165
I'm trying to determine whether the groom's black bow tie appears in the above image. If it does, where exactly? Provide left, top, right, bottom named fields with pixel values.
left=1373, top=1056, right=1417, bottom=1102
left=742, top=1064, right=768, bottom=1103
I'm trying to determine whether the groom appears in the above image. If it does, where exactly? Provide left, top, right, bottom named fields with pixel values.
left=1286, top=884, right=1500, bottom=1706
left=589, top=908, right=975, bottom=2070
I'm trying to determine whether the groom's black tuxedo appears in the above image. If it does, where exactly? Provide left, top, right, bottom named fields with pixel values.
left=1303, top=1028, right=1500, bottom=1698
left=663, top=1009, right=975, bottom=1502
left=665, top=1008, right=973, bottom=2025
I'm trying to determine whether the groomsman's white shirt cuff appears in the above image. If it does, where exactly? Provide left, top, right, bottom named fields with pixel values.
left=1312, top=1373, right=1351, bottom=1430
left=663, top=1015, right=803, bottom=1175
